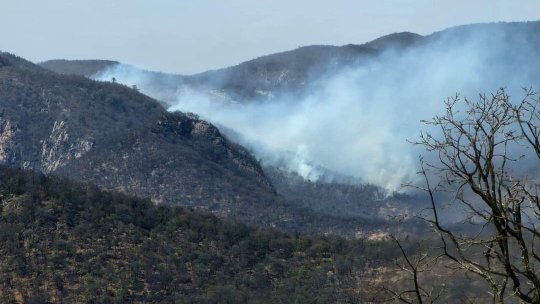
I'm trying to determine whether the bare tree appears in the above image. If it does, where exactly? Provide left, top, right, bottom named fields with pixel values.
left=515, top=88, right=540, bottom=158
left=408, top=88, right=540, bottom=303
left=383, top=237, right=445, bottom=304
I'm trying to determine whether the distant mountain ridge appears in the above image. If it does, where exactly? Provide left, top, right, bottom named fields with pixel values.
left=40, top=21, right=540, bottom=106
left=39, top=31, right=423, bottom=104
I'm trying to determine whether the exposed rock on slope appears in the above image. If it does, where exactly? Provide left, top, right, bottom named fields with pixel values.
left=0, top=118, right=13, bottom=162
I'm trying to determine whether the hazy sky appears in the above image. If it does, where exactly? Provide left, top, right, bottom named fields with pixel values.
left=1, top=0, right=540, bottom=74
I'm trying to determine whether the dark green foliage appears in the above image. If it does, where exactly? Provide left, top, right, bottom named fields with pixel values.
left=0, top=165, right=397, bottom=303
left=266, top=167, right=398, bottom=219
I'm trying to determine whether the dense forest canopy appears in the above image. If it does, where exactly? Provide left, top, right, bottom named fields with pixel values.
left=0, top=164, right=401, bottom=303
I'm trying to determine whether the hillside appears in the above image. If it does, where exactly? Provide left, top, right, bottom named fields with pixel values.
left=50, top=21, right=540, bottom=186
left=0, top=51, right=396, bottom=236
left=39, top=32, right=422, bottom=104
left=264, top=167, right=419, bottom=221
left=39, top=22, right=540, bottom=106
left=0, top=51, right=271, bottom=194
left=189, top=31, right=421, bottom=101
left=0, top=164, right=399, bottom=303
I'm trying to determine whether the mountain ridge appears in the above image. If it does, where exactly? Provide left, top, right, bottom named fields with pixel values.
left=0, top=51, right=400, bottom=236
left=0, top=52, right=278, bottom=222
left=39, top=21, right=540, bottom=106
left=38, top=31, right=420, bottom=79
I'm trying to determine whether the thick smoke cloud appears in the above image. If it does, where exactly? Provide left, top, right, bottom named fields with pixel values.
left=94, top=23, right=540, bottom=191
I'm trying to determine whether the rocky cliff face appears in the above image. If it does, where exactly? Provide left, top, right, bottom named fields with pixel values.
left=40, top=120, right=94, bottom=173
left=0, top=118, right=13, bottom=163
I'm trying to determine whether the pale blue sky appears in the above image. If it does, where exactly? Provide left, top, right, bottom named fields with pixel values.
left=1, top=0, right=540, bottom=74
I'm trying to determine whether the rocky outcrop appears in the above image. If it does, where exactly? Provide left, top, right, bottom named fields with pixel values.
left=0, top=118, right=13, bottom=163
left=41, top=120, right=93, bottom=173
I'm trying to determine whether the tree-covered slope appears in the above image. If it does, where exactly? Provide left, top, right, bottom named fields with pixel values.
left=0, top=165, right=395, bottom=303
left=0, top=52, right=275, bottom=224
left=39, top=32, right=421, bottom=104
left=0, top=51, right=398, bottom=235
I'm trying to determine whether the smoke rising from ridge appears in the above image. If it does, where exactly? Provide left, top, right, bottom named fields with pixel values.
left=94, top=22, right=540, bottom=191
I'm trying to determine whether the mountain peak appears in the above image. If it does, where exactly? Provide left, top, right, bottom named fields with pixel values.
left=38, top=59, right=119, bottom=77
left=0, top=51, right=42, bottom=70
left=363, top=32, right=423, bottom=50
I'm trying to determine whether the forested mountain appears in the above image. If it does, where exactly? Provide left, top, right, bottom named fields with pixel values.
left=40, top=21, right=540, bottom=106
left=41, top=22, right=540, bottom=232
left=0, top=51, right=398, bottom=236
left=32, top=21, right=540, bottom=237
left=0, top=51, right=271, bottom=202
left=0, top=164, right=400, bottom=303
left=39, top=32, right=423, bottom=104
left=20, top=16, right=540, bottom=303
left=264, top=167, right=417, bottom=221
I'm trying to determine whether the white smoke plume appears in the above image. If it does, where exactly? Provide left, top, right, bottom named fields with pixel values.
left=94, top=22, right=540, bottom=191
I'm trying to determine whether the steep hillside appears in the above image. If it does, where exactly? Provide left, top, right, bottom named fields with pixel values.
left=0, top=53, right=268, bottom=224
left=0, top=52, right=395, bottom=235
left=35, top=21, right=540, bottom=234
left=0, top=165, right=399, bottom=303
left=0, top=52, right=269, bottom=188
left=182, top=44, right=379, bottom=101
left=0, top=53, right=164, bottom=173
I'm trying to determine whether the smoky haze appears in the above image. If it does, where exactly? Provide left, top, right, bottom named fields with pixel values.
left=94, top=22, right=540, bottom=190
